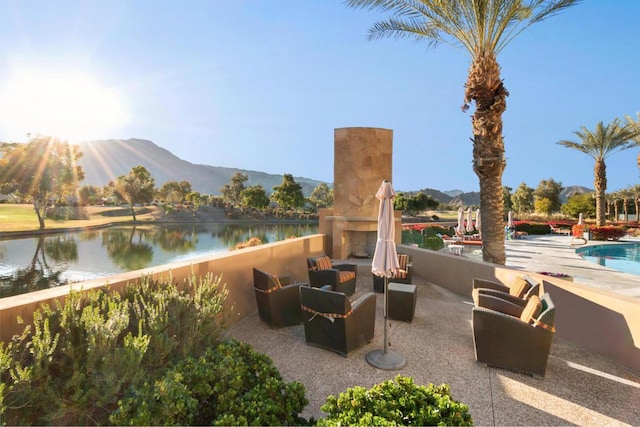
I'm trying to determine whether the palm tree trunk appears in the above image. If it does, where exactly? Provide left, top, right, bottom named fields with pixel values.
left=594, top=160, right=607, bottom=226
left=466, top=53, right=507, bottom=265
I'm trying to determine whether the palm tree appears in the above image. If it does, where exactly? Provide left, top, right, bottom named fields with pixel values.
left=345, top=0, right=578, bottom=265
left=625, top=113, right=640, bottom=173
left=558, top=119, right=637, bottom=226
left=629, top=184, right=640, bottom=224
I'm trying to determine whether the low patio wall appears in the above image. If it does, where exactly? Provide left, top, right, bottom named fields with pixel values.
left=2, top=235, right=638, bottom=374
left=0, top=234, right=327, bottom=342
left=399, top=244, right=640, bottom=374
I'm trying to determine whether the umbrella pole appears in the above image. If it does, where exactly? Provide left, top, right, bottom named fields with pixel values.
left=365, top=275, right=406, bottom=370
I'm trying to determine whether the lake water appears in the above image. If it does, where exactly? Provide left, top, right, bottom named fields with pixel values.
left=0, top=222, right=318, bottom=298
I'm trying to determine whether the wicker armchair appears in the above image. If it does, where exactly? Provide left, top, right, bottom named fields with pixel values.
left=306, top=255, right=357, bottom=296
left=373, top=253, right=412, bottom=292
left=300, top=286, right=376, bottom=357
left=472, top=274, right=539, bottom=306
left=253, top=268, right=306, bottom=328
left=472, top=292, right=556, bottom=377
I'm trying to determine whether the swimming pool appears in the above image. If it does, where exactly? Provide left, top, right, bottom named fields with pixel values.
left=576, top=243, right=640, bottom=275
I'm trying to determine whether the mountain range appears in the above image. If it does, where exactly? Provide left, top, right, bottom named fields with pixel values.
left=76, top=138, right=593, bottom=202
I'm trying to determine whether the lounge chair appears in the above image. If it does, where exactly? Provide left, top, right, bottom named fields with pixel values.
left=373, top=253, right=412, bottom=292
left=300, top=286, right=376, bottom=356
left=472, top=293, right=556, bottom=377
left=471, top=275, right=539, bottom=306
left=306, top=255, right=357, bottom=296
left=253, top=268, right=306, bottom=328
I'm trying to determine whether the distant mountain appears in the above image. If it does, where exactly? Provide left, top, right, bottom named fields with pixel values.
left=560, top=185, right=593, bottom=203
left=443, top=189, right=464, bottom=197
left=76, top=139, right=326, bottom=196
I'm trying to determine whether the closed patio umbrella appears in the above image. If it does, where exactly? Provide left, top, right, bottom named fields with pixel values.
left=366, top=180, right=405, bottom=370
left=475, top=208, right=481, bottom=237
left=507, top=211, right=514, bottom=228
left=456, top=207, right=465, bottom=237
left=465, top=208, right=474, bottom=233
left=578, top=213, right=584, bottom=225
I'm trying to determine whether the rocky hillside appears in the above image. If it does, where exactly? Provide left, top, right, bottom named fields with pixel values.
left=76, top=139, right=326, bottom=196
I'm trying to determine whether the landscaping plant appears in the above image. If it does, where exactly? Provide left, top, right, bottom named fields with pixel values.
left=317, top=375, right=473, bottom=426
left=0, top=272, right=228, bottom=425
left=110, top=339, right=309, bottom=426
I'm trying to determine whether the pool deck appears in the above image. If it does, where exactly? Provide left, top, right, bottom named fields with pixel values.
left=502, top=234, right=640, bottom=299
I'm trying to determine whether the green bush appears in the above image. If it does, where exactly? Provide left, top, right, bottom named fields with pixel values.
left=110, top=339, right=308, bottom=426
left=0, top=273, right=228, bottom=426
left=318, top=375, right=473, bottom=426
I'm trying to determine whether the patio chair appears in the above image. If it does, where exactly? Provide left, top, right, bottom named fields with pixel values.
left=472, top=293, right=556, bottom=377
left=306, top=255, right=357, bottom=296
left=253, top=268, right=306, bottom=328
left=373, top=253, right=413, bottom=292
left=471, top=275, right=539, bottom=306
left=299, top=286, right=376, bottom=357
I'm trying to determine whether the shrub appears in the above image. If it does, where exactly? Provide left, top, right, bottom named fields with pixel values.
left=110, top=340, right=308, bottom=426
left=514, top=221, right=553, bottom=235
left=318, top=375, right=473, bottom=426
left=589, top=226, right=627, bottom=241
left=0, top=273, right=228, bottom=425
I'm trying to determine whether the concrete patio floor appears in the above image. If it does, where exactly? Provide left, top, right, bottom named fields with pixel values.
left=229, top=254, right=640, bottom=425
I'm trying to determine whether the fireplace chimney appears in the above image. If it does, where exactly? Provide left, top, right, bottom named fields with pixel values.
left=319, top=127, right=400, bottom=259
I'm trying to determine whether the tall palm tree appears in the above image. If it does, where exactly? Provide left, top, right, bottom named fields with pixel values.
left=558, top=119, right=637, bottom=226
left=345, top=0, right=578, bottom=265
left=625, top=113, right=640, bottom=173
left=628, top=184, right=640, bottom=224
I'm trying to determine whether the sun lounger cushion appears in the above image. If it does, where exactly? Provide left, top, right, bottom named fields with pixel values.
left=510, top=276, right=531, bottom=298
left=519, top=295, right=542, bottom=324
left=396, top=254, right=409, bottom=279
left=270, top=274, right=283, bottom=290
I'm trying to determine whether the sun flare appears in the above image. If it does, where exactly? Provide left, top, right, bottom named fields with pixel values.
left=0, top=67, right=129, bottom=142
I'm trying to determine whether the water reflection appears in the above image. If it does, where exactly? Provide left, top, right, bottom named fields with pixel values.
left=0, top=222, right=317, bottom=298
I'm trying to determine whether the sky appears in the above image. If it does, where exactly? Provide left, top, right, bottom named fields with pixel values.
left=0, top=0, right=638, bottom=194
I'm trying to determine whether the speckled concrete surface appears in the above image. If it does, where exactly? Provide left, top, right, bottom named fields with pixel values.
left=229, top=261, right=640, bottom=425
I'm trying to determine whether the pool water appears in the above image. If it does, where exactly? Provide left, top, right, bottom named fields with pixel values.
left=576, top=243, right=640, bottom=275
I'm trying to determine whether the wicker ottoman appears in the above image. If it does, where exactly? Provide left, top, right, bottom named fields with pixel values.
left=387, top=282, right=417, bottom=323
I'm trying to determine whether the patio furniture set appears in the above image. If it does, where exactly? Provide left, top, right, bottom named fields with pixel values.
left=253, top=256, right=556, bottom=377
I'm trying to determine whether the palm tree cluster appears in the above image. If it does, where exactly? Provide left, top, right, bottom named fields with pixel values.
left=558, top=116, right=640, bottom=226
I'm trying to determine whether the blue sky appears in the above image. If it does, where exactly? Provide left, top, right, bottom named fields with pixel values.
left=0, top=0, right=638, bottom=194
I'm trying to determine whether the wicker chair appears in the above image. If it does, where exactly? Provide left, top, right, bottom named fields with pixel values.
left=306, top=255, right=357, bottom=296
left=253, top=268, right=306, bottom=328
left=373, top=253, right=413, bottom=292
left=299, top=286, right=376, bottom=357
left=472, top=292, right=556, bottom=377
left=471, top=274, right=539, bottom=306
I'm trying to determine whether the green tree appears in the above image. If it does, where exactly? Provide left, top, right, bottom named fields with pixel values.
left=625, top=113, right=640, bottom=174
left=512, top=183, right=534, bottom=214
left=185, top=191, right=204, bottom=215
left=0, top=136, right=85, bottom=229
left=114, top=166, right=155, bottom=221
left=219, top=173, right=248, bottom=208
left=628, top=184, right=640, bottom=221
left=534, top=178, right=563, bottom=213
left=78, top=185, right=103, bottom=206
left=240, top=185, right=270, bottom=210
left=561, top=193, right=596, bottom=218
left=534, top=197, right=553, bottom=216
left=346, top=0, right=578, bottom=265
left=158, top=180, right=192, bottom=204
left=308, top=182, right=333, bottom=211
left=502, top=186, right=513, bottom=214
left=394, top=192, right=409, bottom=213
left=271, top=174, right=305, bottom=211
left=558, top=119, right=638, bottom=226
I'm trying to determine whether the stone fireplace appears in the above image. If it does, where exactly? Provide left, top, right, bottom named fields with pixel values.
left=319, top=127, right=401, bottom=260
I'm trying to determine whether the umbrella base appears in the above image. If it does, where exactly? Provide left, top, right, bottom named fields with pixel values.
left=366, top=349, right=406, bottom=371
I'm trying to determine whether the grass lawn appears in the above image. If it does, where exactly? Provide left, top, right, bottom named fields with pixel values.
left=0, top=204, right=158, bottom=233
